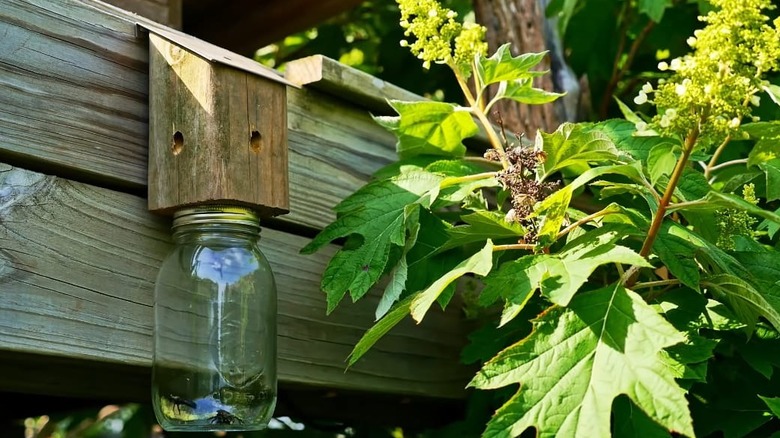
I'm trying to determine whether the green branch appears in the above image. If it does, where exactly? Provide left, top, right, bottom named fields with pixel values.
left=625, top=123, right=701, bottom=287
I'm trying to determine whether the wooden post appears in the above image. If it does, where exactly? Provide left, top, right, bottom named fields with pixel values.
left=144, top=26, right=291, bottom=217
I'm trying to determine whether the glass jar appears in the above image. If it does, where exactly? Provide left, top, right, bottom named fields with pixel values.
left=152, top=206, right=277, bottom=431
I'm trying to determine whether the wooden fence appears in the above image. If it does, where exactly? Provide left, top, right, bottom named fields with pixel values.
left=0, top=0, right=478, bottom=426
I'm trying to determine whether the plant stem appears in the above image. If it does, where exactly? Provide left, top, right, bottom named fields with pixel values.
left=453, top=67, right=510, bottom=169
left=632, top=279, right=681, bottom=290
left=493, top=243, right=536, bottom=252
left=463, top=156, right=503, bottom=167
left=708, top=158, right=748, bottom=174
left=625, top=124, right=701, bottom=287
left=704, top=134, right=732, bottom=179
left=665, top=200, right=709, bottom=212
left=440, top=171, right=497, bottom=188
left=555, top=207, right=619, bottom=241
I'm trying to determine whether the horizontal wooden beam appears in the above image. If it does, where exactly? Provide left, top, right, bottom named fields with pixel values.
left=0, top=163, right=473, bottom=401
left=0, top=0, right=478, bottom=407
left=285, top=55, right=425, bottom=115
left=0, top=0, right=397, bottom=231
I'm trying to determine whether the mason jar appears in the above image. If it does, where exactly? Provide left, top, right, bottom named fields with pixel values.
left=152, top=206, right=277, bottom=431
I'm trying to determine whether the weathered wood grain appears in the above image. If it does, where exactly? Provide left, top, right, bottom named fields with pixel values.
left=0, top=0, right=396, bottom=230
left=284, top=55, right=496, bottom=148
left=147, top=33, right=289, bottom=216
left=285, top=55, right=425, bottom=115
left=0, top=163, right=473, bottom=400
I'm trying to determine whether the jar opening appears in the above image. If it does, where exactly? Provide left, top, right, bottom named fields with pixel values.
left=172, top=206, right=261, bottom=231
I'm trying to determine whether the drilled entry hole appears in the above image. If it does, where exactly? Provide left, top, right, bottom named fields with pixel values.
left=250, top=130, right=262, bottom=153
left=172, top=131, right=184, bottom=156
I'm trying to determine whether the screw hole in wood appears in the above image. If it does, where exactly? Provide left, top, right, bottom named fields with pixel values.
left=250, top=130, right=262, bottom=153
left=172, top=131, right=184, bottom=156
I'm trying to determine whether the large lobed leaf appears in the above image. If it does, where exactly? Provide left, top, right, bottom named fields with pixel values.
left=374, top=100, right=478, bottom=159
left=476, top=43, right=548, bottom=86
left=481, top=226, right=650, bottom=327
left=348, top=240, right=495, bottom=366
left=301, top=169, right=443, bottom=312
left=471, top=284, right=693, bottom=438
left=536, top=123, right=621, bottom=181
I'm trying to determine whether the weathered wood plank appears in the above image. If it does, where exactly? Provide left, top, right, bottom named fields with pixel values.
left=146, top=32, right=289, bottom=216
left=284, top=55, right=495, bottom=148
left=285, top=55, right=425, bottom=115
left=0, top=163, right=472, bottom=400
left=0, top=0, right=396, bottom=230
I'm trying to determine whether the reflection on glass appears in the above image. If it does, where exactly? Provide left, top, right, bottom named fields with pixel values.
left=152, top=207, right=277, bottom=432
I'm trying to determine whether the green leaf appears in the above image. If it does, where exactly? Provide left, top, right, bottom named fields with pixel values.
left=763, top=84, right=780, bottom=107
left=533, top=185, right=572, bottom=244
left=410, top=240, right=494, bottom=323
left=461, top=315, right=535, bottom=365
left=542, top=228, right=651, bottom=306
left=471, top=284, right=693, bottom=438
left=612, top=396, right=671, bottom=438
left=647, top=142, right=679, bottom=186
left=758, top=206, right=780, bottom=239
left=533, top=163, right=645, bottom=243
left=444, top=210, right=525, bottom=251
left=537, top=123, right=621, bottom=181
left=301, top=170, right=443, bottom=312
left=614, top=97, right=644, bottom=125
left=496, top=78, right=565, bottom=105
left=759, top=159, right=780, bottom=201
left=653, top=226, right=701, bottom=291
left=676, top=169, right=711, bottom=202
left=480, top=255, right=548, bottom=318
left=374, top=100, right=478, bottom=159
left=639, top=0, right=672, bottom=22
left=747, top=138, right=779, bottom=167
left=347, top=294, right=415, bottom=366
left=741, top=121, right=780, bottom=140
left=582, top=119, right=681, bottom=162
left=704, top=274, right=780, bottom=332
left=703, top=191, right=780, bottom=224
left=476, top=44, right=548, bottom=87
left=375, top=205, right=420, bottom=319
left=760, top=395, right=780, bottom=417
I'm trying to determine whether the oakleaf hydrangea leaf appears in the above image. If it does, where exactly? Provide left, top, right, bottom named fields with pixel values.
left=704, top=274, right=780, bottom=332
left=301, top=169, right=443, bottom=312
left=476, top=43, right=548, bottom=86
left=747, top=139, right=779, bottom=168
left=480, top=255, right=548, bottom=319
left=471, top=284, right=693, bottom=438
left=581, top=119, right=680, bottom=162
left=542, top=228, right=651, bottom=306
left=697, top=191, right=780, bottom=224
left=759, top=395, right=780, bottom=418
left=536, top=123, right=621, bottom=181
left=480, top=227, right=649, bottom=324
left=374, top=100, right=477, bottom=159
left=495, top=78, right=565, bottom=105
left=443, top=210, right=525, bottom=251
left=375, top=204, right=420, bottom=320
left=347, top=294, right=416, bottom=367
left=410, top=240, right=494, bottom=322
left=532, top=163, right=644, bottom=244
